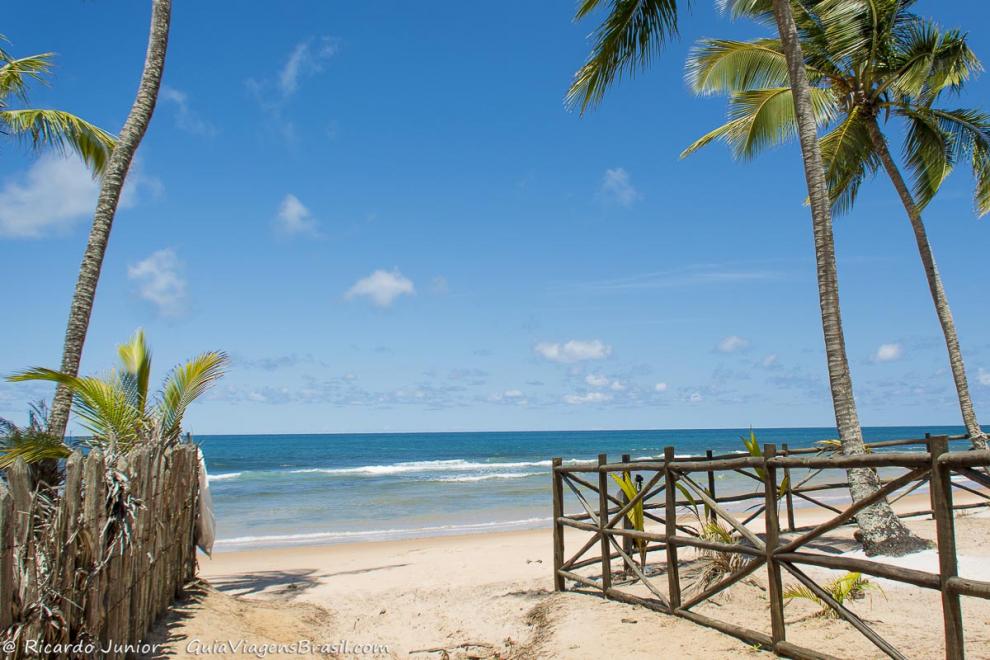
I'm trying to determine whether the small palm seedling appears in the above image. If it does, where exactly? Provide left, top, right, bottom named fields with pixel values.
left=6, top=329, right=227, bottom=457
left=675, top=483, right=752, bottom=593
left=611, top=471, right=647, bottom=570
left=743, top=429, right=790, bottom=497
left=783, top=571, right=884, bottom=619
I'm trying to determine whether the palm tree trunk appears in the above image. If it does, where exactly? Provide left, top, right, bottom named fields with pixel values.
left=48, top=0, right=173, bottom=440
left=865, top=119, right=987, bottom=451
left=769, top=0, right=926, bottom=556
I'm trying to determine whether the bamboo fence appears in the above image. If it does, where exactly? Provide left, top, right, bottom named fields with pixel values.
left=0, top=443, right=200, bottom=659
left=551, top=434, right=990, bottom=660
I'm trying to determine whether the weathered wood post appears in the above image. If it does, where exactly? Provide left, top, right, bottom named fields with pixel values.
left=763, top=444, right=786, bottom=650
left=621, top=454, right=633, bottom=577
left=926, top=433, right=937, bottom=520
left=664, top=446, right=681, bottom=610
left=597, top=454, right=612, bottom=595
left=781, top=443, right=796, bottom=532
left=551, top=457, right=565, bottom=592
left=705, top=449, right=717, bottom=524
left=930, top=435, right=964, bottom=659
left=0, top=480, right=13, bottom=631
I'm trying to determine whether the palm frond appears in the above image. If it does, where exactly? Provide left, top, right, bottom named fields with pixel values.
left=887, top=23, right=981, bottom=102
left=818, top=0, right=914, bottom=66
left=157, top=352, right=228, bottom=442
left=0, top=108, right=115, bottom=176
left=566, top=0, right=680, bottom=113
left=682, top=86, right=837, bottom=160
left=924, top=107, right=990, bottom=216
left=7, top=367, right=142, bottom=448
left=0, top=53, right=54, bottom=103
left=117, top=329, right=152, bottom=415
left=687, top=38, right=792, bottom=94
left=901, top=106, right=955, bottom=210
left=820, top=108, right=881, bottom=215
left=0, top=432, right=70, bottom=470
left=783, top=571, right=883, bottom=618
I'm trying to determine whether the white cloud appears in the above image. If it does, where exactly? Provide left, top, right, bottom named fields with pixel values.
left=0, top=155, right=160, bottom=239
left=873, top=343, right=903, bottom=363
left=585, top=374, right=610, bottom=387
left=585, top=373, right=626, bottom=391
left=160, top=85, right=215, bottom=135
left=345, top=269, right=415, bottom=307
left=762, top=354, right=778, bottom=368
left=717, top=335, right=750, bottom=353
left=127, top=249, right=186, bottom=317
left=689, top=392, right=703, bottom=403
left=489, top=389, right=527, bottom=405
left=564, top=392, right=612, bottom=405
left=535, top=339, right=612, bottom=363
left=655, top=382, right=668, bottom=392
left=977, top=368, right=990, bottom=386
left=275, top=194, right=318, bottom=236
left=279, top=37, right=338, bottom=97
left=600, top=167, right=640, bottom=207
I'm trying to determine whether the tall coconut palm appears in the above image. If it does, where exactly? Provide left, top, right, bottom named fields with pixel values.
left=569, top=0, right=923, bottom=554
left=48, top=0, right=173, bottom=441
left=0, top=37, right=115, bottom=178
left=682, top=1, right=989, bottom=451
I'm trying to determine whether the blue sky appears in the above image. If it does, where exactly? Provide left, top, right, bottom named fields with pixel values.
left=2, top=1, right=989, bottom=435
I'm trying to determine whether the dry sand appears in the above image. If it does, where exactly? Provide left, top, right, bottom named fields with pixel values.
left=144, top=493, right=990, bottom=659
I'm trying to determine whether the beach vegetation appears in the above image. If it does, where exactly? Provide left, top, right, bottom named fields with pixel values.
left=683, top=1, right=989, bottom=452
left=742, top=429, right=790, bottom=497
left=611, top=471, right=648, bottom=568
left=0, top=35, right=115, bottom=174
left=0, top=401, right=70, bottom=487
left=783, top=571, right=884, bottom=618
left=6, top=329, right=226, bottom=459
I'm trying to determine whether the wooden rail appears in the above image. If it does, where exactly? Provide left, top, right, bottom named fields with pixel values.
left=551, top=434, right=990, bottom=660
left=0, top=443, right=201, bottom=658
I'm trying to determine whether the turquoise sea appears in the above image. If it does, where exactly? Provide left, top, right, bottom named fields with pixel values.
left=198, top=426, right=973, bottom=551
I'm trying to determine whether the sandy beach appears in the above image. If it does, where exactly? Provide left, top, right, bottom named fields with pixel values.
left=142, top=491, right=990, bottom=659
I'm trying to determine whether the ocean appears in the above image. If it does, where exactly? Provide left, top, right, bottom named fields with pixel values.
left=198, top=426, right=971, bottom=551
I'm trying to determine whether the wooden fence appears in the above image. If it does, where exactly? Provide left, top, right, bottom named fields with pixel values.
left=551, top=434, right=990, bottom=660
left=0, top=443, right=201, bottom=658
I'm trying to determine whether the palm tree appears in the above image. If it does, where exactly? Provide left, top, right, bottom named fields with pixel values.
left=569, top=0, right=924, bottom=554
left=0, top=37, right=115, bottom=178
left=683, top=0, right=989, bottom=451
left=7, top=329, right=227, bottom=454
left=48, top=0, right=173, bottom=441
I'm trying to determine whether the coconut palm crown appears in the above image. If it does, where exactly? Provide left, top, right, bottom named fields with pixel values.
left=0, top=35, right=115, bottom=175
left=6, top=330, right=227, bottom=453
left=682, top=1, right=989, bottom=217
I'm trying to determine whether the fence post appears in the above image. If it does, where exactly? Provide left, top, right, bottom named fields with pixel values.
left=597, top=454, right=612, bottom=596
left=763, top=444, right=786, bottom=650
left=551, top=458, right=565, bottom=592
left=925, top=433, right=937, bottom=520
left=781, top=443, right=796, bottom=532
left=705, top=449, right=717, bottom=524
left=0, top=480, right=13, bottom=631
left=621, top=454, right=634, bottom=577
left=930, top=436, right=964, bottom=660
left=664, top=447, right=681, bottom=611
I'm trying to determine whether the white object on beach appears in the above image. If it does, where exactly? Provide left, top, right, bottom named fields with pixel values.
left=196, top=447, right=216, bottom=556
